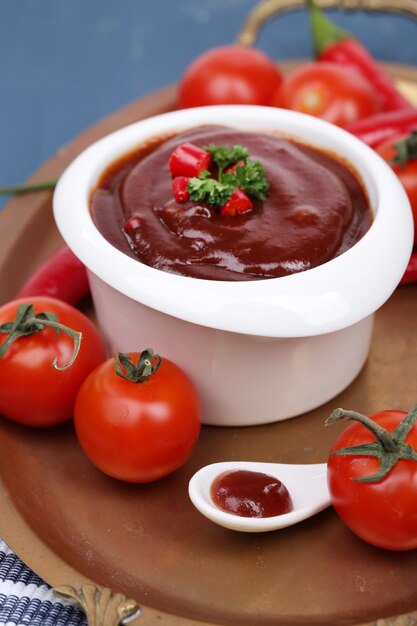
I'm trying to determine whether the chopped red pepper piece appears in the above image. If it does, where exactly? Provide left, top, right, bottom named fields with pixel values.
left=168, top=143, right=211, bottom=177
left=124, top=214, right=145, bottom=239
left=172, top=176, right=190, bottom=203
left=220, top=188, right=253, bottom=216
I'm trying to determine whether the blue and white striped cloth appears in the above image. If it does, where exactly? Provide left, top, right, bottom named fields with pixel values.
left=0, top=540, right=86, bottom=626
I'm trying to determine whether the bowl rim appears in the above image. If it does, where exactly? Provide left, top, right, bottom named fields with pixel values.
left=53, top=104, right=413, bottom=338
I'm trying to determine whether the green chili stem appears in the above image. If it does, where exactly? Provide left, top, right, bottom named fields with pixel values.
left=0, top=180, right=57, bottom=196
left=307, top=0, right=351, bottom=57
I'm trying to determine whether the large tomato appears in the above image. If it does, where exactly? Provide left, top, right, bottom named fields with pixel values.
left=0, top=297, right=106, bottom=426
left=327, top=407, right=417, bottom=551
left=74, top=350, right=201, bottom=483
left=376, top=132, right=417, bottom=244
left=178, top=44, right=283, bottom=108
left=272, top=62, right=380, bottom=127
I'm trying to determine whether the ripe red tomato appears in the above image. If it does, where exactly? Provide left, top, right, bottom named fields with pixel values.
left=74, top=351, right=201, bottom=482
left=178, top=44, right=283, bottom=108
left=272, top=62, right=380, bottom=127
left=0, top=297, right=106, bottom=427
left=376, top=133, right=417, bottom=244
left=327, top=408, right=417, bottom=551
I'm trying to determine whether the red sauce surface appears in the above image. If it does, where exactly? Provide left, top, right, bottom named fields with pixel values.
left=91, top=125, right=372, bottom=281
left=211, top=470, right=293, bottom=518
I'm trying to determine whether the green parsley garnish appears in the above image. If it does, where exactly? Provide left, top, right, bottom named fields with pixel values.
left=203, top=144, right=249, bottom=177
left=187, top=143, right=269, bottom=208
left=188, top=173, right=234, bottom=206
left=233, top=160, right=269, bottom=201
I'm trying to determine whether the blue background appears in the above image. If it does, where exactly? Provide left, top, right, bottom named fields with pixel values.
left=1, top=0, right=417, bottom=209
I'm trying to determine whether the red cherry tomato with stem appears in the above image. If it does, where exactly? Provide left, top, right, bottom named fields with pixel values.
left=74, top=349, right=201, bottom=483
left=326, top=406, right=417, bottom=551
left=272, top=62, right=380, bottom=127
left=0, top=297, right=106, bottom=426
left=178, top=44, right=283, bottom=108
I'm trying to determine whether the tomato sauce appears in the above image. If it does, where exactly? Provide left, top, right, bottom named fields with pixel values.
left=91, top=125, right=372, bottom=281
left=210, top=469, right=293, bottom=518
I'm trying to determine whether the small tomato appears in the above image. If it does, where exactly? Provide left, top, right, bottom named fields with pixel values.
left=178, top=44, right=283, bottom=108
left=272, top=62, right=380, bottom=127
left=326, top=406, right=417, bottom=551
left=0, top=297, right=106, bottom=426
left=74, top=350, right=201, bottom=483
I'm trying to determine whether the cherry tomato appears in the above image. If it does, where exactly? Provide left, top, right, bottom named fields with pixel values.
left=74, top=351, right=201, bottom=483
left=272, top=62, right=380, bottom=127
left=376, top=133, right=417, bottom=244
left=178, top=44, right=283, bottom=108
left=0, top=297, right=106, bottom=427
left=327, top=407, right=417, bottom=551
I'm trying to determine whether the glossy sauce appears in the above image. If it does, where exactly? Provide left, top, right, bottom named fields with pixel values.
left=91, top=125, right=372, bottom=281
left=211, top=470, right=293, bottom=518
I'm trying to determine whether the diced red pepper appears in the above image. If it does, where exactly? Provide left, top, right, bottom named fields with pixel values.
left=220, top=188, right=253, bottom=216
left=226, top=160, right=246, bottom=175
left=124, top=214, right=145, bottom=238
left=172, top=176, right=190, bottom=203
left=168, top=143, right=211, bottom=177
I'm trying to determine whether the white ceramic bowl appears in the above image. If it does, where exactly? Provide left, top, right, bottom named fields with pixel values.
left=53, top=105, right=413, bottom=426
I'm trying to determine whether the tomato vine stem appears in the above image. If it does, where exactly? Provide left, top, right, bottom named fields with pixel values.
left=0, top=303, right=82, bottom=370
left=325, top=405, right=417, bottom=483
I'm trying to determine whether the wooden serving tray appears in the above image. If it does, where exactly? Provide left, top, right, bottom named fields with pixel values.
left=1, top=64, right=417, bottom=626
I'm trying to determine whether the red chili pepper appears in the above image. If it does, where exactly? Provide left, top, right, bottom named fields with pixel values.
left=400, top=251, right=417, bottom=285
left=172, top=176, right=190, bottom=203
left=346, top=109, right=417, bottom=149
left=124, top=213, right=145, bottom=240
left=308, top=0, right=414, bottom=113
left=16, top=244, right=90, bottom=305
left=168, top=143, right=211, bottom=177
left=220, top=188, right=253, bottom=216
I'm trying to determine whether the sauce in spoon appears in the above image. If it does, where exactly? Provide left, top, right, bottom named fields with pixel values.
left=189, top=461, right=329, bottom=532
left=211, top=469, right=293, bottom=518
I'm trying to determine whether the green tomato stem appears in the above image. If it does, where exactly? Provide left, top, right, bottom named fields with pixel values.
left=325, top=405, right=417, bottom=483
left=114, top=349, right=162, bottom=382
left=0, top=303, right=82, bottom=370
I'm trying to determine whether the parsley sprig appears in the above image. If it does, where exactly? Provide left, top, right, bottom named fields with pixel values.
left=232, top=161, right=269, bottom=201
left=187, top=144, right=269, bottom=207
left=204, top=144, right=249, bottom=178
left=187, top=170, right=234, bottom=206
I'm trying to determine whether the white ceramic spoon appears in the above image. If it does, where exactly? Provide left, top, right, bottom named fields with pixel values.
left=188, top=461, right=330, bottom=533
